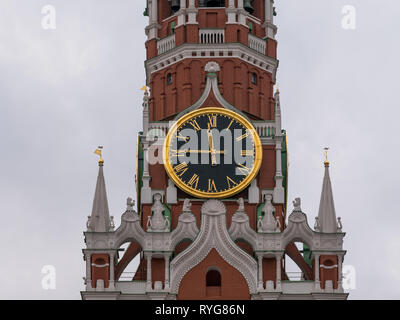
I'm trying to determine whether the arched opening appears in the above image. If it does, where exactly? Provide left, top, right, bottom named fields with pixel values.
left=177, top=249, right=250, bottom=300
left=206, top=269, right=221, bottom=286
left=320, top=256, right=338, bottom=289
left=91, top=254, right=110, bottom=288
left=206, top=267, right=221, bottom=297
left=251, top=72, right=258, bottom=85
left=115, top=242, right=144, bottom=281
left=167, top=73, right=173, bottom=85
left=284, top=242, right=313, bottom=281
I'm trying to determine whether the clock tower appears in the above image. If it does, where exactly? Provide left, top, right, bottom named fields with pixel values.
left=82, top=0, right=348, bottom=300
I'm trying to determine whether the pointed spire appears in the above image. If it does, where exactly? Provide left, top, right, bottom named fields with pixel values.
left=88, top=153, right=111, bottom=232
left=317, top=150, right=338, bottom=233
left=274, top=85, right=281, bottom=108
left=274, top=85, right=282, bottom=136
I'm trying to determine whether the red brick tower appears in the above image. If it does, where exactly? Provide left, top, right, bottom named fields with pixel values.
left=82, top=1, right=348, bottom=300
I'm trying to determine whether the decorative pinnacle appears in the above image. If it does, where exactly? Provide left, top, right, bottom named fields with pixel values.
left=324, top=147, right=330, bottom=166
left=276, top=84, right=280, bottom=94
left=94, top=146, right=104, bottom=165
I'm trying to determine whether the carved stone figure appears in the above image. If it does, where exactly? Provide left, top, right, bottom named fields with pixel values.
left=127, top=197, right=135, bottom=210
left=183, top=198, right=191, bottom=212
left=237, top=198, right=245, bottom=212
left=293, top=197, right=301, bottom=212
left=110, top=216, right=115, bottom=230
left=86, top=216, right=91, bottom=230
left=337, top=217, right=343, bottom=232
left=147, top=193, right=169, bottom=232
left=258, top=194, right=279, bottom=233
left=314, top=217, right=321, bottom=232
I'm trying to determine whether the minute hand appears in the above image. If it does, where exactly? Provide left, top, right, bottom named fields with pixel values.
left=171, top=149, right=225, bottom=154
left=208, top=129, right=218, bottom=166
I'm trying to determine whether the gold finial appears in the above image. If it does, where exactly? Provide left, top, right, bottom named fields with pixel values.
left=276, top=83, right=280, bottom=94
left=324, top=147, right=330, bottom=166
left=141, top=85, right=148, bottom=93
left=94, top=146, right=104, bottom=165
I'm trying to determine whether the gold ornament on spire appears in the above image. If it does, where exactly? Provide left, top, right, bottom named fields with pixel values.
left=94, top=146, right=104, bottom=165
left=141, top=85, right=148, bottom=93
left=324, top=147, right=330, bottom=166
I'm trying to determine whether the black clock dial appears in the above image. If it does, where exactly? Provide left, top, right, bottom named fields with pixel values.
left=164, top=108, right=262, bottom=198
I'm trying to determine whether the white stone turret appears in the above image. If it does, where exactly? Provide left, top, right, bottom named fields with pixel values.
left=87, top=161, right=111, bottom=232
left=317, top=161, right=338, bottom=233
left=142, top=89, right=149, bottom=135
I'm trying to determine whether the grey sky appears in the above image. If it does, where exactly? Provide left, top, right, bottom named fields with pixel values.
left=0, top=0, right=399, bottom=299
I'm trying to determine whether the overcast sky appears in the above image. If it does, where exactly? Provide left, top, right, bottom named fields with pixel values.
left=0, top=0, right=399, bottom=300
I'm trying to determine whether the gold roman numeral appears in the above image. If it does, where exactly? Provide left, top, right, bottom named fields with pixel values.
left=176, top=134, right=189, bottom=141
left=189, top=120, right=201, bottom=131
left=174, top=162, right=188, bottom=177
left=236, top=131, right=250, bottom=142
left=226, top=119, right=234, bottom=131
left=207, top=115, right=217, bottom=129
left=208, top=179, right=217, bottom=192
left=241, top=150, right=254, bottom=157
left=171, top=149, right=185, bottom=157
left=187, top=174, right=200, bottom=189
left=226, top=176, right=238, bottom=189
left=237, top=163, right=251, bottom=175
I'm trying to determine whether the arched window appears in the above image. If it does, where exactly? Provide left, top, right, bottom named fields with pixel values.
left=251, top=72, right=258, bottom=85
left=167, top=73, right=173, bottom=85
left=206, top=268, right=222, bottom=296
left=206, top=269, right=221, bottom=287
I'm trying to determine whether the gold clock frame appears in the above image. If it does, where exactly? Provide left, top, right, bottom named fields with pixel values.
left=163, top=107, right=263, bottom=199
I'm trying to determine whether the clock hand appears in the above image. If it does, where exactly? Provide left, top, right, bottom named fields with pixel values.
left=208, top=129, right=218, bottom=166
left=171, top=149, right=225, bottom=154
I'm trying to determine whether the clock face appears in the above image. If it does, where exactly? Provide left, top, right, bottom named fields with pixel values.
left=163, top=107, right=262, bottom=199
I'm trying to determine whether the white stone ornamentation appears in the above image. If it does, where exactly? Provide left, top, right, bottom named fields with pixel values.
left=205, top=61, right=220, bottom=73
left=147, top=194, right=170, bottom=232
left=258, top=194, right=280, bottom=233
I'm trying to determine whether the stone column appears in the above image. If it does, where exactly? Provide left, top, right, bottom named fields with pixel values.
left=273, top=138, right=284, bottom=204
left=85, top=253, right=92, bottom=290
left=109, top=252, right=115, bottom=290
left=150, top=0, right=157, bottom=23
left=257, top=254, right=263, bottom=290
left=226, top=0, right=237, bottom=24
left=273, top=92, right=284, bottom=204
left=237, top=0, right=247, bottom=25
left=337, top=254, right=343, bottom=292
left=275, top=254, right=282, bottom=291
left=146, top=253, right=152, bottom=291
left=141, top=143, right=152, bottom=204
left=265, top=0, right=272, bottom=22
left=187, top=0, right=198, bottom=25
left=178, top=0, right=187, bottom=26
left=314, top=254, right=321, bottom=291
left=164, top=254, right=171, bottom=290
left=146, top=0, right=159, bottom=40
